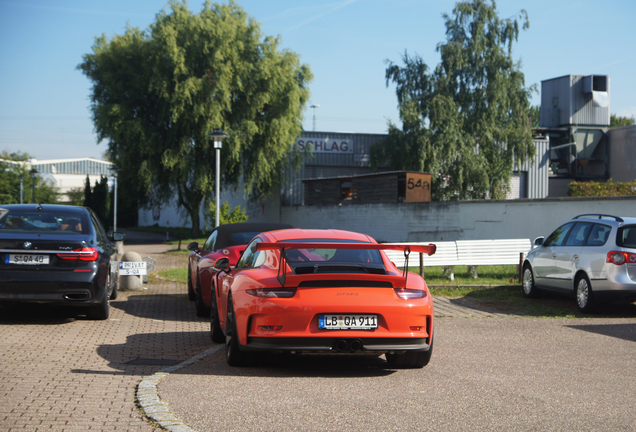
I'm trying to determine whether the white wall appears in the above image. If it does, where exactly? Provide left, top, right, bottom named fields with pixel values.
left=137, top=182, right=281, bottom=230
left=280, top=197, right=636, bottom=243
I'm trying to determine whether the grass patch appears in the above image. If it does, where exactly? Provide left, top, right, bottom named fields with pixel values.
left=405, top=264, right=520, bottom=286
left=156, top=267, right=188, bottom=283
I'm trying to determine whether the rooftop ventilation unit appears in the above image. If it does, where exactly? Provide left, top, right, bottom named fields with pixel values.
left=540, top=75, right=610, bottom=127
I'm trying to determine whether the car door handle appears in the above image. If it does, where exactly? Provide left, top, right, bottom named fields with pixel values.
left=572, top=254, right=579, bottom=260
left=552, top=254, right=557, bottom=258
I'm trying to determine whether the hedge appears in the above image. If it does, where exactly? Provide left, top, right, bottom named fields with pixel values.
left=567, top=179, right=636, bottom=197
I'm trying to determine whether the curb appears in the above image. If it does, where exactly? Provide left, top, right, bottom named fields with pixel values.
left=137, top=345, right=223, bottom=432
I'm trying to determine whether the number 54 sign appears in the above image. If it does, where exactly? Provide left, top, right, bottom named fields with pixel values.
left=405, top=173, right=431, bottom=202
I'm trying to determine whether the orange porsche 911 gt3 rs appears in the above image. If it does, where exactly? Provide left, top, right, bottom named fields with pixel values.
left=212, top=228, right=436, bottom=369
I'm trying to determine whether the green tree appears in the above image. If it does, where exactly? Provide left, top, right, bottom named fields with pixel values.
left=66, top=187, right=85, bottom=206
left=205, top=201, right=248, bottom=227
left=610, top=114, right=635, bottom=128
left=0, top=152, right=58, bottom=204
left=79, top=0, right=312, bottom=236
left=529, top=105, right=541, bottom=129
left=374, top=0, right=535, bottom=200
left=83, top=175, right=93, bottom=209
left=91, top=176, right=111, bottom=224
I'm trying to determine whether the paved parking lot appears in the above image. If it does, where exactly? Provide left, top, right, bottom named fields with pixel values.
left=2, top=245, right=635, bottom=431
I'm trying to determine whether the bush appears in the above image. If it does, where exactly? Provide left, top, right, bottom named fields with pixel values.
left=567, top=179, right=636, bottom=197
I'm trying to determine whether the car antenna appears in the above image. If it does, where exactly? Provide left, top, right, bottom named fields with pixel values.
left=36, top=204, right=42, bottom=211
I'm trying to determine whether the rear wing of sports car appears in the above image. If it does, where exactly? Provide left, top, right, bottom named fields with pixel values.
left=256, top=242, right=436, bottom=287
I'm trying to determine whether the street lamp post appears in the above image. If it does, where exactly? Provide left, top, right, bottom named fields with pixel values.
left=19, top=173, right=24, bottom=204
left=109, top=166, right=120, bottom=233
left=28, top=168, right=38, bottom=204
left=310, top=104, right=320, bottom=131
left=207, top=128, right=229, bottom=228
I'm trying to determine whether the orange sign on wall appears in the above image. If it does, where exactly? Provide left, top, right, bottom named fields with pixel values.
left=405, top=173, right=431, bottom=202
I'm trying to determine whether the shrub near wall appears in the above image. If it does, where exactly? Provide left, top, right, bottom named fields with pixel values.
left=568, top=179, right=636, bottom=197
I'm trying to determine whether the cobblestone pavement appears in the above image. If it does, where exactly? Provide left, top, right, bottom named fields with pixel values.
left=0, top=247, right=209, bottom=432
left=0, top=243, right=514, bottom=432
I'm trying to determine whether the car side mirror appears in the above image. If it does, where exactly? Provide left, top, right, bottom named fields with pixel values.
left=213, top=257, right=230, bottom=271
left=534, top=237, right=545, bottom=246
left=110, top=232, right=125, bottom=242
left=187, top=241, right=199, bottom=251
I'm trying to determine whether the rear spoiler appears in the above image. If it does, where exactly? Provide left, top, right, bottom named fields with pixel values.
left=256, top=242, right=436, bottom=287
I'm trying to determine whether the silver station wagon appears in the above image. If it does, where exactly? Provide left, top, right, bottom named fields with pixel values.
left=522, top=214, right=636, bottom=313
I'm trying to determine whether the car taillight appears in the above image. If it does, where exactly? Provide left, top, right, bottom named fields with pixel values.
left=606, top=251, right=636, bottom=265
left=57, top=247, right=99, bottom=262
left=394, top=288, right=427, bottom=300
left=246, top=288, right=297, bottom=298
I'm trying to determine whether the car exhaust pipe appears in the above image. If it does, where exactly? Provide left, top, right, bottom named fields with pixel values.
left=334, top=339, right=363, bottom=353
left=64, top=292, right=90, bottom=301
left=335, top=340, right=349, bottom=352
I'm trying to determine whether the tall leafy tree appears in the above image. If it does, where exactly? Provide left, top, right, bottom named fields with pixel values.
left=79, top=0, right=312, bottom=236
left=374, top=0, right=535, bottom=200
left=610, top=114, right=635, bottom=128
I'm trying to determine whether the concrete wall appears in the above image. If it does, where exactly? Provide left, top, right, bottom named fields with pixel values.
left=280, top=196, right=636, bottom=243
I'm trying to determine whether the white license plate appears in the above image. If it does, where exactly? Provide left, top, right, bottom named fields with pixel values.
left=6, top=254, right=50, bottom=265
left=319, top=314, right=378, bottom=330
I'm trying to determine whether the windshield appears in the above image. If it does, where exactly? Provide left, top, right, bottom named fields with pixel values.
left=0, top=209, right=88, bottom=234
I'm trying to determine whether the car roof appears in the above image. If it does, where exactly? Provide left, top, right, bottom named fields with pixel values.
left=0, top=204, right=86, bottom=214
left=569, top=214, right=636, bottom=226
left=262, top=228, right=375, bottom=243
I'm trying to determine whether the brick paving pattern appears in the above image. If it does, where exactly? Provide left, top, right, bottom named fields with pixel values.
left=0, top=248, right=209, bottom=432
left=0, top=242, right=510, bottom=432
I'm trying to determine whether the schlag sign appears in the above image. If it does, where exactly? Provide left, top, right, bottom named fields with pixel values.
left=296, top=138, right=353, bottom=154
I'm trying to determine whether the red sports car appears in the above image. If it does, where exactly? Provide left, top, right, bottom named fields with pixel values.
left=211, top=228, right=436, bottom=368
left=186, top=222, right=292, bottom=319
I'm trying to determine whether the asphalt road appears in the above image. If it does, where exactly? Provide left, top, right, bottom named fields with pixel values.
left=159, top=317, right=636, bottom=432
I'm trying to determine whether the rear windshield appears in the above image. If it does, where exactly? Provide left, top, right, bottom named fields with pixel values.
left=617, top=225, right=636, bottom=249
left=280, top=239, right=384, bottom=265
left=0, top=208, right=88, bottom=234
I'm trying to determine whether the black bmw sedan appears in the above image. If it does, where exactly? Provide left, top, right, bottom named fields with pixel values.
left=0, top=204, right=124, bottom=320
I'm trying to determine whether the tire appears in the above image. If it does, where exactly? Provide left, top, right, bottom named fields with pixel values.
left=195, top=274, right=211, bottom=317
left=575, top=274, right=597, bottom=314
left=522, top=264, right=540, bottom=298
left=87, top=285, right=110, bottom=320
left=386, top=338, right=433, bottom=369
left=109, top=270, right=118, bottom=300
left=225, top=294, right=250, bottom=367
left=210, top=281, right=225, bottom=344
left=187, top=263, right=196, bottom=301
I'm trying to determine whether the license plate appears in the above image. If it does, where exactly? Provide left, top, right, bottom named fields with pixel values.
left=5, top=254, right=50, bottom=265
left=319, top=314, right=378, bottom=330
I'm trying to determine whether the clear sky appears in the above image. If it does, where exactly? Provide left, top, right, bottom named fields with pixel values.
left=1, top=0, right=634, bottom=161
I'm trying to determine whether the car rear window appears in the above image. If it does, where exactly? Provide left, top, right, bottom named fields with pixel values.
left=280, top=239, right=384, bottom=265
left=617, top=225, right=636, bottom=249
left=0, top=209, right=88, bottom=234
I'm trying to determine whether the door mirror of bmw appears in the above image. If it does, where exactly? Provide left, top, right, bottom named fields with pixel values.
left=110, top=232, right=126, bottom=242
left=213, top=257, right=230, bottom=271
left=534, top=236, right=544, bottom=246
left=187, top=241, right=199, bottom=251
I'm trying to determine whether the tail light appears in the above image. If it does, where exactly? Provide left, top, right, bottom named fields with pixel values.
left=247, top=288, right=297, bottom=298
left=607, top=251, right=636, bottom=265
left=57, top=247, right=99, bottom=262
left=394, top=288, right=427, bottom=299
